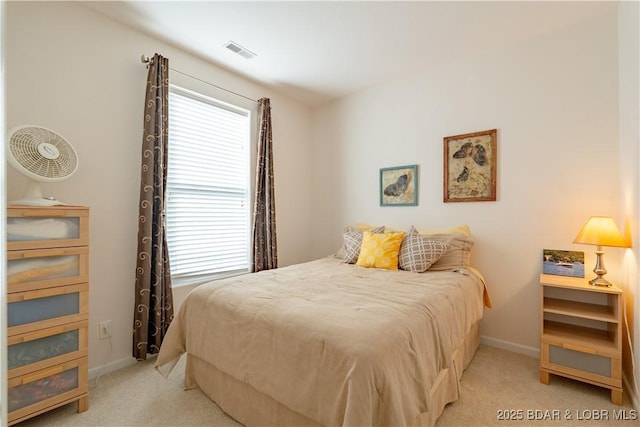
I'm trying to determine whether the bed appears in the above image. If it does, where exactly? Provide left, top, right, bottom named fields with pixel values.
left=155, top=227, right=491, bottom=427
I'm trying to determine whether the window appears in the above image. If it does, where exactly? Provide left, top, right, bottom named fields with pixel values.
left=166, top=86, right=251, bottom=287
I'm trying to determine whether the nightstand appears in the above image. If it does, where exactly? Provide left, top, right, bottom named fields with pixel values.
left=539, top=273, right=622, bottom=405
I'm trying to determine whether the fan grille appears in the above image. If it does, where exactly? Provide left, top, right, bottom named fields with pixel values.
left=10, top=127, right=78, bottom=180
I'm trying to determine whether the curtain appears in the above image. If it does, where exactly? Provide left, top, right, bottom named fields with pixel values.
left=252, top=98, right=278, bottom=272
left=133, top=53, right=174, bottom=360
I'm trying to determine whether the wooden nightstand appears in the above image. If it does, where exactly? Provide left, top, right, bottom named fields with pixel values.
left=539, top=273, right=622, bottom=405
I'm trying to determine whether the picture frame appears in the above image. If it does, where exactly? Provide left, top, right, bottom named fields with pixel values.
left=380, top=164, right=418, bottom=206
left=443, top=129, right=497, bottom=202
left=542, top=249, right=585, bottom=278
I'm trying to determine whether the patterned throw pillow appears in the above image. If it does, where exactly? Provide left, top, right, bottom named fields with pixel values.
left=356, top=231, right=405, bottom=270
left=342, top=225, right=385, bottom=264
left=399, top=226, right=451, bottom=272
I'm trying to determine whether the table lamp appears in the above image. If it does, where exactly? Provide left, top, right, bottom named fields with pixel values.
left=573, top=216, right=628, bottom=287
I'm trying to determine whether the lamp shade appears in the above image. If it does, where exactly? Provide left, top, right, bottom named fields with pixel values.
left=573, top=216, right=627, bottom=248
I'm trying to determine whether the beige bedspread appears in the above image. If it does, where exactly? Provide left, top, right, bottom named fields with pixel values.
left=155, top=257, right=488, bottom=427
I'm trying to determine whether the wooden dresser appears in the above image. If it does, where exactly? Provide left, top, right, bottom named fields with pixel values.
left=539, top=273, right=622, bottom=405
left=6, top=205, right=90, bottom=425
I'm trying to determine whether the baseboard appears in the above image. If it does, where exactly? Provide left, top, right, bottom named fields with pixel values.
left=480, top=335, right=539, bottom=359
left=623, top=373, right=640, bottom=410
left=88, top=356, right=139, bottom=381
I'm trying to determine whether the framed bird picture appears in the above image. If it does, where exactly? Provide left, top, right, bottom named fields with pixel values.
left=443, top=129, right=497, bottom=202
left=380, top=164, right=418, bottom=206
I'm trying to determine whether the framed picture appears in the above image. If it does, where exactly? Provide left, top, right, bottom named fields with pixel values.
left=380, top=164, right=418, bottom=206
left=543, top=249, right=585, bottom=278
left=443, top=129, right=497, bottom=202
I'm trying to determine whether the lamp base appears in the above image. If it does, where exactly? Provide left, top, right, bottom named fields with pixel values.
left=588, top=276, right=613, bottom=287
left=588, top=248, right=612, bottom=287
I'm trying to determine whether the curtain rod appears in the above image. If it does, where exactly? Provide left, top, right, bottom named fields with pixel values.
left=141, top=55, right=258, bottom=103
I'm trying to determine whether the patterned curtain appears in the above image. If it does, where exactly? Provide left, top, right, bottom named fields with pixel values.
left=133, top=53, right=174, bottom=360
left=252, top=98, right=278, bottom=272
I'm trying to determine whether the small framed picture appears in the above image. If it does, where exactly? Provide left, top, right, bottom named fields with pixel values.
left=380, top=164, right=418, bottom=206
left=543, top=249, right=585, bottom=278
left=443, top=129, right=497, bottom=202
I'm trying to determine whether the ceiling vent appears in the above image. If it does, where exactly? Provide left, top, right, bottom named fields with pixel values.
left=224, top=41, right=257, bottom=59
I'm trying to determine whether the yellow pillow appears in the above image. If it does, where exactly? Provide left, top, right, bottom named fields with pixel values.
left=356, top=231, right=405, bottom=270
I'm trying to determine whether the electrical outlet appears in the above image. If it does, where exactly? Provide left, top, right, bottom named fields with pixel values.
left=99, top=320, right=113, bottom=340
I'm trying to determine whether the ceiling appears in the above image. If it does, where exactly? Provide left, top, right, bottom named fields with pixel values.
left=82, top=1, right=617, bottom=107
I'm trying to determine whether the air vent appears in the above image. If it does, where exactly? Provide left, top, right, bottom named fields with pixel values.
left=224, top=41, right=257, bottom=59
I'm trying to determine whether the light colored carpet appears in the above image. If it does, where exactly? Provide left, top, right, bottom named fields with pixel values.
left=17, top=345, right=638, bottom=426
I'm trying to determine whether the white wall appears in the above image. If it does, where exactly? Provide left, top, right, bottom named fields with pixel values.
left=311, top=8, right=623, bottom=356
left=0, top=2, right=7, bottom=424
left=5, top=1, right=313, bottom=373
left=5, top=0, right=639, bottom=409
left=618, top=0, right=640, bottom=408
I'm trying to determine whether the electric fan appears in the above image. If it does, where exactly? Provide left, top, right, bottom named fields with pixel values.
left=7, top=125, right=79, bottom=206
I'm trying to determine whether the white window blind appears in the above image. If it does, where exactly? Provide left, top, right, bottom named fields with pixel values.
left=167, top=86, right=251, bottom=286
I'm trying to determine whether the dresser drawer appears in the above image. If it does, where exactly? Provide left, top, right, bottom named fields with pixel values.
left=8, top=284, right=89, bottom=336
left=7, top=206, right=89, bottom=250
left=8, top=246, right=89, bottom=293
left=7, top=358, right=88, bottom=423
left=541, top=342, right=621, bottom=388
left=8, top=321, right=88, bottom=379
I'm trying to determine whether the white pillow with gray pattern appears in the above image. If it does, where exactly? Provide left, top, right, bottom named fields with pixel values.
left=399, top=226, right=451, bottom=272
left=342, top=225, right=385, bottom=264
